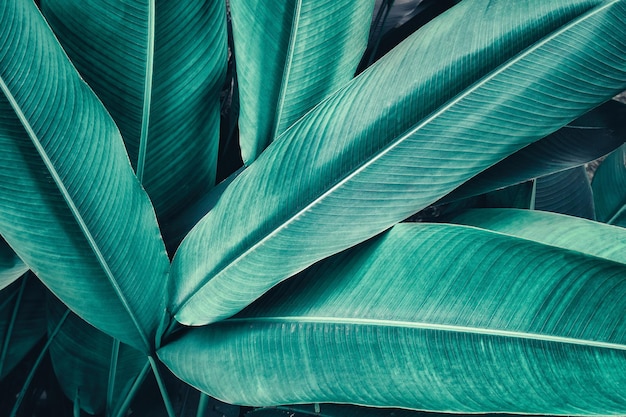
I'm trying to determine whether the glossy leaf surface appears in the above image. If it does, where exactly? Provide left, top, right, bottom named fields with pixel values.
left=41, top=0, right=228, bottom=223
left=0, top=0, right=169, bottom=351
left=231, top=0, right=375, bottom=162
left=172, top=0, right=626, bottom=325
left=593, top=144, right=626, bottom=226
left=161, top=221, right=626, bottom=414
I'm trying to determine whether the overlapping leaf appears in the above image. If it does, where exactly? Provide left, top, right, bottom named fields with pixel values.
left=171, top=0, right=626, bottom=325
left=41, top=0, right=228, bottom=223
left=0, top=0, right=169, bottom=351
left=231, top=0, right=376, bottom=162
left=0, top=236, right=27, bottom=291
left=593, top=144, right=626, bottom=226
left=160, top=219, right=626, bottom=414
left=47, top=296, right=148, bottom=416
left=535, top=166, right=595, bottom=219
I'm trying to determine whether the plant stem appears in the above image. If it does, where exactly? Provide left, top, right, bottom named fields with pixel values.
left=106, top=339, right=121, bottom=415
left=10, top=309, right=70, bottom=417
left=196, top=393, right=209, bottom=417
left=113, top=359, right=151, bottom=417
left=149, top=356, right=176, bottom=417
left=0, top=273, right=28, bottom=377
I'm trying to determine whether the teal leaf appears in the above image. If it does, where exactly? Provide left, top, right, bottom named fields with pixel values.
left=171, top=0, right=626, bottom=325
left=0, top=275, right=46, bottom=380
left=441, top=99, right=626, bottom=204
left=231, top=0, right=376, bottom=162
left=535, top=165, right=595, bottom=219
left=0, top=0, right=169, bottom=352
left=41, top=0, right=228, bottom=222
left=592, top=144, right=626, bottom=226
left=0, top=236, right=27, bottom=291
left=46, top=295, right=148, bottom=416
left=160, top=220, right=626, bottom=414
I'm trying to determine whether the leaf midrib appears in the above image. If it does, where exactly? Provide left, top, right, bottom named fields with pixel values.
left=224, top=316, right=626, bottom=351
left=0, top=74, right=150, bottom=351
left=177, top=1, right=614, bottom=315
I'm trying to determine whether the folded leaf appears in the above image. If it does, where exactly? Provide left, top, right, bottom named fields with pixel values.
left=160, top=221, right=626, bottom=414
left=441, top=99, right=626, bottom=203
left=47, top=295, right=147, bottom=415
left=0, top=236, right=27, bottom=291
left=171, top=0, right=626, bottom=325
left=231, top=0, right=375, bottom=162
left=535, top=166, right=595, bottom=219
left=41, top=0, right=228, bottom=222
left=592, top=144, right=626, bottom=226
left=0, top=0, right=169, bottom=352
left=0, top=275, right=46, bottom=380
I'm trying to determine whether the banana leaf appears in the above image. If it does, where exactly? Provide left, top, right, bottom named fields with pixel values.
left=171, top=0, right=626, bottom=326
left=592, top=144, right=626, bottom=226
left=0, top=275, right=46, bottom=381
left=0, top=0, right=170, bottom=352
left=0, top=236, right=27, bottom=291
left=231, top=0, right=376, bottom=162
left=160, top=217, right=626, bottom=415
left=535, top=166, right=595, bottom=219
left=46, top=295, right=148, bottom=416
left=40, top=0, right=228, bottom=223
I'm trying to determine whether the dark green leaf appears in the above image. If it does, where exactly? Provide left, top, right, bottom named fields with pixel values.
left=592, top=144, right=626, bottom=226
left=171, top=0, right=626, bottom=325
left=535, top=166, right=595, bottom=219
left=0, top=236, right=27, bottom=291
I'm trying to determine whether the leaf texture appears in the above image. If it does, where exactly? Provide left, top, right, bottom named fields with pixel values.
left=593, top=144, right=626, bottom=226
left=0, top=0, right=169, bottom=351
left=47, top=295, right=147, bottom=415
left=0, top=236, right=27, bottom=291
left=440, top=99, right=626, bottom=203
left=171, top=0, right=626, bottom=325
left=231, top=0, right=376, bottom=162
left=160, top=221, right=626, bottom=415
left=41, top=0, right=228, bottom=222
left=535, top=166, right=595, bottom=219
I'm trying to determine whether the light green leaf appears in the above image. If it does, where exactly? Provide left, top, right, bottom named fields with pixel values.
left=46, top=295, right=148, bottom=416
left=41, top=0, right=228, bottom=223
left=450, top=208, right=626, bottom=264
left=0, top=236, right=27, bottom=291
left=535, top=166, right=595, bottom=219
left=440, top=99, right=626, bottom=203
left=231, top=0, right=376, bottom=162
left=592, top=144, right=626, bottom=226
left=0, top=0, right=169, bottom=352
left=171, top=0, right=626, bottom=325
left=0, top=275, right=46, bottom=380
left=160, top=221, right=626, bottom=415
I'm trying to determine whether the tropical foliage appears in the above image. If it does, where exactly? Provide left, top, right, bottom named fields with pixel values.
left=1, top=0, right=625, bottom=416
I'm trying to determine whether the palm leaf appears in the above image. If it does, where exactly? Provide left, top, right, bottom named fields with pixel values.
left=231, top=0, right=376, bottom=162
left=46, top=296, right=147, bottom=416
left=440, top=99, right=626, bottom=203
left=160, top=219, right=626, bottom=414
left=0, top=0, right=169, bottom=352
left=0, top=236, right=27, bottom=291
left=535, top=166, right=595, bottom=219
left=0, top=275, right=46, bottom=380
left=40, top=0, right=228, bottom=223
left=592, top=144, right=626, bottom=226
left=170, top=0, right=626, bottom=325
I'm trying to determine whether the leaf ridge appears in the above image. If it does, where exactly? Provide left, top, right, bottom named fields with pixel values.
left=136, top=0, right=155, bottom=182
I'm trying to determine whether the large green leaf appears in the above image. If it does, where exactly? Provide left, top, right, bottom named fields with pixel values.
left=0, top=275, right=46, bottom=380
left=160, top=220, right=626, bottom=414
left=171, top=0, right=626, bottom=325
left=46, top=296, right=148, bottom=416
left=231, top=0, right=376, bottom=162
left=440, top=99, right=626, bottom=203
left=0, top=0, right=169, bottom=352
left=592, top=144, right=626, bottom=226
left=0, top=236, right=27, bottom=291
left=41, top=0, right=228, bottom=223
left=535, top=166, right=595, bottom=219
